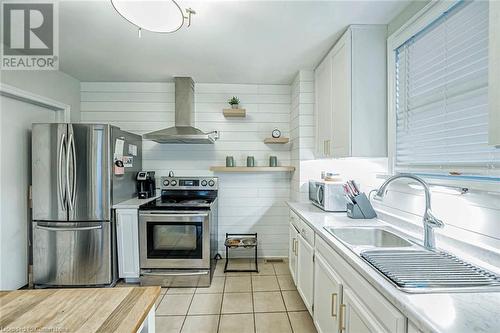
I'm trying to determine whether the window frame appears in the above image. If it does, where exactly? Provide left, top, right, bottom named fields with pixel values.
left=386, top=0, right=500, bottom=182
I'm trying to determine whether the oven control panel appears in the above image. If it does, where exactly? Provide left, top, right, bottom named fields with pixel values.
left=161, top=177, right=218, bottom=190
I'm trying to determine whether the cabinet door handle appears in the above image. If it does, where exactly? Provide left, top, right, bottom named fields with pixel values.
left=292, top=237, right=296, bottom=254
left=294, top=239, right=298, bottom=256
left=331, top=293, right=338, bottom=318
left=339, top=304, right=346, bottom=332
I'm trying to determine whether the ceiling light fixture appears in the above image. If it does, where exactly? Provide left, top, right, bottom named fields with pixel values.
left=111, top=0, right=195, bottom=37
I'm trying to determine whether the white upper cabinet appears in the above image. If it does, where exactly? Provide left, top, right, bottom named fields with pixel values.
left=331, top=32, right=351, bottom=158
left=315, top=53, right=333, bottom=158
left=314, top=25, right=388, bottom=158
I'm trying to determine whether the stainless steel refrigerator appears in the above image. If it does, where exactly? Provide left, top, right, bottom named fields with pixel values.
left=31, top=123, right=142, bottom=287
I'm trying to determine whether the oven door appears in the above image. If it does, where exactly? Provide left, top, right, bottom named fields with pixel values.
left=139, top=211, right=210, bottom=269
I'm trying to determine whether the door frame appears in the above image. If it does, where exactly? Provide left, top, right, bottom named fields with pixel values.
left=0, top=83, right=70, bottom=289
left=0, top=83, right=71, bottom=122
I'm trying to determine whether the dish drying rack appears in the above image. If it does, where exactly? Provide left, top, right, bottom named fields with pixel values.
left=224, top=233, right=259, bottom=273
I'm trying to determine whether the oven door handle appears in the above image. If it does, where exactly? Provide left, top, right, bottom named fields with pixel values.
left=140, top=212, right=209, bottom=218
left=141, top=270, right=209, bottom=276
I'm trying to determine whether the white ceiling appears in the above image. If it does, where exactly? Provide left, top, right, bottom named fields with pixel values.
left=59, top=0, right=409, bottom=84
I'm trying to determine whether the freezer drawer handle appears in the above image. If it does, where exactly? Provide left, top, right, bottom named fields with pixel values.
left=141, top=271, right=209, bottom=276
left=35, top=224, right=102, bottom=232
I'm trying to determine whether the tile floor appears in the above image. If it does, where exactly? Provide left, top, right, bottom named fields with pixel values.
left=140, top=259, right=317, bottom=333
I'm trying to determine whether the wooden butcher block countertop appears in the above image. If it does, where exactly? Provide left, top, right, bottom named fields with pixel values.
left=0, top=286, right=160, bottom=333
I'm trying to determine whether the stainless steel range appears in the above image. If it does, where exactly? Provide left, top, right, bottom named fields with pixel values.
left=139, top=176, right=218, bottom=287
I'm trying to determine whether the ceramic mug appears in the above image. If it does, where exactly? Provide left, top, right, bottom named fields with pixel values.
left=247, top=156, right=255, bottom=167
left=226, top=156, right=235, bottom=167
left=269, top=156, right=278, bottom=167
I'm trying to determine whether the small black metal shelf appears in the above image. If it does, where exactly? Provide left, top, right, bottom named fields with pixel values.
left=224, top=233, right=259, bottom=273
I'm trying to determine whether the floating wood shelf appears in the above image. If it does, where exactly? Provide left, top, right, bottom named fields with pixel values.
left=264, top=137, right=289, bottom=144
left=210, top=166, right=295, bottom=172
left=223, top=108, right=246, bottom=117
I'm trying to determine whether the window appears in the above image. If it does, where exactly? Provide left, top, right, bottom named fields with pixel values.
left=394, top=1, right=499, bottom=171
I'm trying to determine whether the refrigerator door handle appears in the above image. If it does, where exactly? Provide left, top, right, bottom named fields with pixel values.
left=70, top=133, right=77, bottom=208
left=35, top=224, right=102, bottom=232
left=58, top=133, right=66, bottom=210
left=66, top=133, right=76, bottom=211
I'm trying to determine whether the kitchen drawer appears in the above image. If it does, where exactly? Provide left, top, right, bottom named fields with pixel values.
left=289, top=209, right=314, bottom=246
left=289, top=210, right=301, bottom=230
left=298, top=219, right=315, bottom=246
left=316, top=236, right=405, bottom=333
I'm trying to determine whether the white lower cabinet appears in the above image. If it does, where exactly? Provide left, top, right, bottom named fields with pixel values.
left=116, top=208, right=140, bottom=280
left=313, top=253, right=342, bottom=333
left=342, top=287, right=386, bottom=333
left=289, top=224, right=299, bottom=283
left=407, top=321, right=423, bottom=333
left=297, top=233, right=314, bottom=314
left=314, top=236, right=406, bottom=333
left=288, top=209, right=407, bottom=333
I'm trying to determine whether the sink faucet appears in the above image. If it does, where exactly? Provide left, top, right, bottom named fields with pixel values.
left=374, top=173, right=444, bottom=250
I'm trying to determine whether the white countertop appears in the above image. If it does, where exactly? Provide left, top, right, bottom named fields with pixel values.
left=113, top=195, right=159, bottom=209
left=287, top=201, right=500, bottom=333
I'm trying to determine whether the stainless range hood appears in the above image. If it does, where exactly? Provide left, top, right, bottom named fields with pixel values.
left=143, top=77, right=218, bottom=144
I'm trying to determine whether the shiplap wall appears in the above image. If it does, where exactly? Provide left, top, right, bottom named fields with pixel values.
left=290, top=71, right=315, bottom=202
left=81, top=82, right=292, bottom=257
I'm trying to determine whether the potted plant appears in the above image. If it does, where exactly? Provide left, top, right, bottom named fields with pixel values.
left=228, top=96, right=240, bottom=109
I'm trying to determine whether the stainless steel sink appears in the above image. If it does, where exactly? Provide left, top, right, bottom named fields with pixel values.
left=324, top=226, right=500, bottom=293
left=324, top=227, right=413, bottom=248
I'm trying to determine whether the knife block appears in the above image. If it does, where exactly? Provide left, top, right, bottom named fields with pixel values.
left=347, top=193, right=377, bottom=219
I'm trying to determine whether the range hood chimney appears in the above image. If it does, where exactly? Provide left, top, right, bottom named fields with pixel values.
left=143, top=77, right=218, bottom=144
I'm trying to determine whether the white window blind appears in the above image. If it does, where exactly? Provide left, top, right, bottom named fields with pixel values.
left=395, top=0, right=499, bottom=169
